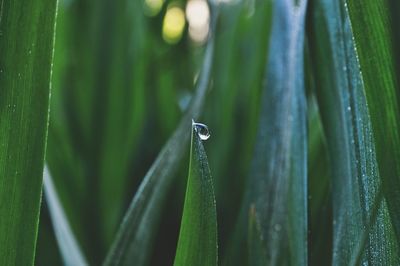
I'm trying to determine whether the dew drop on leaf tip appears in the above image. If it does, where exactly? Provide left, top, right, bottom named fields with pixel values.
left=192, top=119, right=210, bottom=140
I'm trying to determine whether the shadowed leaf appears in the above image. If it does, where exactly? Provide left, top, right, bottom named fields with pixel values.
left=43, top=166, right=88, bottom=266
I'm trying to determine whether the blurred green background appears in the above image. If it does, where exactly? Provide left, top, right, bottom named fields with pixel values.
left=36, top=0, right=273, bottom=265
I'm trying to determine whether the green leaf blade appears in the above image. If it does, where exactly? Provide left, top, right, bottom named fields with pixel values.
left=346, top=0, right=400, bottom=245
left=308, top=0, right=399, bottom=264
left=0, top=0, right=58, bottom=265
left=43, top=166, right=88, bottom=266
left=240, top=0, right=309, bottom=264
left=174, top=122, right=217, bottom=266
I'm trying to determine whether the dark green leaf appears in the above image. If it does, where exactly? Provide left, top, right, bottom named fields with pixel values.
left=308, top=0, right=399, bottom=264
left=306, top=94, right=332, bottom=266
left=346, top=0, right=400, bottom=245
left=0, top=0, right=58, bottom=265
left=173, top=121, right=217, bottom=266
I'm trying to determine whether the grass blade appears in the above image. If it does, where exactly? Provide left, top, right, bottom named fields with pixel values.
left=0, top=0, right=58, bottom=265
left=43, top=166, right=87, bottom=266
left=173, top=121, right=217, bottom=266
left=230, top=1, right=309, bottom=265
left=103, top=5, right=219, bottom=266
left=308, top=0, right=399, bottom=264
left=248, top=0, right=308, bottom=264
left=345, top=0, right=400, bottom=245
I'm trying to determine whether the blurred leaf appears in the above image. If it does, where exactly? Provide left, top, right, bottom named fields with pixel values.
left=247, top=205, right=267, bottom=266
left=306, top=94, right=332, bottom=266
left=346, top=0, right=400, bottom=245
left=43, top=166, right=88, bottom=266
left=173, top=121, right=217, bottom=266
left=103, top=5, right=219, bottom=266
left=231, top=0, right=309, bottom=265
left=206, top=2, right=272, bottom=255
left=46, top=0, right=151, bottom=262
left=0, top=0, right=58, bottom=265
left=249, top=0, right=309, bottom=263
left=308, top=0, right=399, bottom=264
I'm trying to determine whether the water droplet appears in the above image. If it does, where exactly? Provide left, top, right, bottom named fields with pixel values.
left=192, top=119, right=210, bottom=140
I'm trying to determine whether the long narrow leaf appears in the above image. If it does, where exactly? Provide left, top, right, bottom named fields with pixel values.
left=43, top=166, right=87, bottom=266
left=346, top=0, right=400, bottom=245
left=232, top=0, right=308, bottom=264
left=308, top=0, right=399, bottom=264
left=252, top=1, right=308, bottom=263
left=173, top=121, right=217, bottom=266
left=103, top=5, right=219, bottom=266
left=0, top=1, right=58, bottom=265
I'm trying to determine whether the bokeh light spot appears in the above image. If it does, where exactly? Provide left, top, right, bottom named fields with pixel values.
left=143, top=0, right=164, bottom=17
left=162, top=6, right=186, bottom=44
left=186, top=0, right=210, bottom=44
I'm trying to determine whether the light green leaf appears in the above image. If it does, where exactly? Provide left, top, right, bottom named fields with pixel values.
left=43, top=166, right=87, bottom=266
left=173, top=121, right=217, bottom=266
left=308, top=0, right=399, bottom=264
left=103, top=5, right=219, bottom=266
left=0, top=0, right=58, bottom=265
